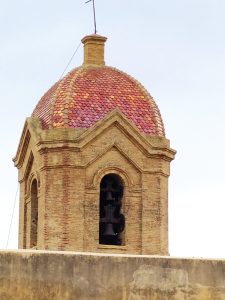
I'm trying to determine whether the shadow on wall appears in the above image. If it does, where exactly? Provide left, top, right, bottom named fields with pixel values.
left=125, top=265, right=225, bottom=300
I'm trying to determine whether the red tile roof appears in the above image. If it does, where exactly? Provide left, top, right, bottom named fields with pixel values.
left=32, top=66, right=165, bottom=136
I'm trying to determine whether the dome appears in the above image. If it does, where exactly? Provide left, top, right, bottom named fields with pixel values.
left=32, top=35, right=165, bottom=136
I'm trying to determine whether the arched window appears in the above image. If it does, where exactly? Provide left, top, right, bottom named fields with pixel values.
left=30, top=179, right=38, bottom=248
left=99, top=174, right=125, bottom=246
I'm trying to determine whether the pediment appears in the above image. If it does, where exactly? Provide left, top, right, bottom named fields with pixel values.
left=76, top=109, right=175, bottom=161
left=13, top=117, right=42, bottom=168
left=13, top=120, right=31, bottom=168
left=85, top=144, right=142, bottom=189
left=77, top=109, right=154, bottom=155
left=85, top=143, right=142, bottom=173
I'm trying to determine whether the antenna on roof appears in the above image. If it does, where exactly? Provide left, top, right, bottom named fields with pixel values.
left=85, top=0, right=97, bottom=34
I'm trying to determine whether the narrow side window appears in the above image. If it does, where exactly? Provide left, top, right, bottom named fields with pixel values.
left=30, top=179, right=38, bottom=248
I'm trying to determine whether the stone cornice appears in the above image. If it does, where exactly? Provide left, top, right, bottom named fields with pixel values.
left=34, top=110, right=176, bottom=162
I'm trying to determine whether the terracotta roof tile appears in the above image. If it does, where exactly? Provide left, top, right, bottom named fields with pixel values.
left=32, top=66, right=165, bottom=136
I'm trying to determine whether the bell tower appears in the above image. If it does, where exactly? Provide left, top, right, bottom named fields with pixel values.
left=14, top=34, right=176, bottom=255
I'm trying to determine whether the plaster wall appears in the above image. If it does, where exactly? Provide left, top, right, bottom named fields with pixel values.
left=0, top=250, right=225, bottom=300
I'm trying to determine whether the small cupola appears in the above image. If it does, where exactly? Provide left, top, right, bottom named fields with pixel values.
left=82, top=34, right=107, bottom=66
left=15, top=32, right=176, bottom=255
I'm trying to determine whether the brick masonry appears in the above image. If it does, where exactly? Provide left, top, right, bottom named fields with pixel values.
left=14, top=111, right=175, bottom=254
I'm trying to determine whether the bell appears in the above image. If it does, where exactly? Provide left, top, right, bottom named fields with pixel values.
left=103, top=223, right=116, bottom=236
left=106, top=191, right=114, bottom=202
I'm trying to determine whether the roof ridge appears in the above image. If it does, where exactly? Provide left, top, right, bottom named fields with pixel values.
left=104, top=66, right=165, bottom=136
left=61, top=66, right=84, bottom=127
left=49, top=67, right=82, bottom=128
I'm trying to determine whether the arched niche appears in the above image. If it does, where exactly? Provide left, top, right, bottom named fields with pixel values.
left=30, top=179, right=38, bottom=248
left=99, top=174, right=125, bottom=246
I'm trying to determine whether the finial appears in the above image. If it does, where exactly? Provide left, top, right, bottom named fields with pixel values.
left=81, top=34, right=107, bottom=66
left=85, top=0, right=97, bottom=34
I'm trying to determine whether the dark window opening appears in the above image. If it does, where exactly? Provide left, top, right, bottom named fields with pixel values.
left=23, top=203, right=27, bottom=248
left=99, top=174, right=125, bottom=245
left=30, top=179, right=38, bottom=248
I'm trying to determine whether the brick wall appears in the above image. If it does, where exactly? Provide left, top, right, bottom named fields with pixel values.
left=14, top=112, right=175, bottom=254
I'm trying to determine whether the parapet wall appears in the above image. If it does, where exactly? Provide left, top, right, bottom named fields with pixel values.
left=0, top=250, right=225, bottom=300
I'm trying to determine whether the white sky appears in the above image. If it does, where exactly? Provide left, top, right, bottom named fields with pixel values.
left=1, top=0, right=225, bottom=258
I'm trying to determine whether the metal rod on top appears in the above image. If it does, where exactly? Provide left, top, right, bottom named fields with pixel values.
left=85, top=0, right=97, bottom=34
